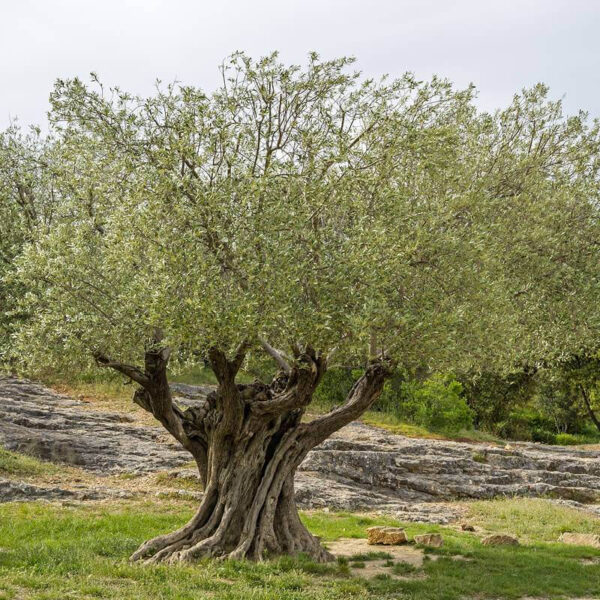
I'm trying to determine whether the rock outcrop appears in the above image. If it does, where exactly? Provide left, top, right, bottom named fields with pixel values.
left=0, top=375, right=190, bottom=473
left=2, top=375, right=600, bottom=523
left=0, top=477, right=133, bottom=503
left=300, top=422, right=600, bottom=506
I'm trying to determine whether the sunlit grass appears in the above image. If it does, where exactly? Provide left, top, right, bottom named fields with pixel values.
left=467, top=497, right=600, bottom=542
left=0, top=448, right=60, bottom=478
left=1, top=500, right=600, bottom=599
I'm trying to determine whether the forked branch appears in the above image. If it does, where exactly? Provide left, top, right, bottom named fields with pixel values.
left=302, top=359, right=391, bottom=446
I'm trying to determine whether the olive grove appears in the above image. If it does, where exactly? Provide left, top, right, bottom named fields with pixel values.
left=3, top=53, right=600, bottom=562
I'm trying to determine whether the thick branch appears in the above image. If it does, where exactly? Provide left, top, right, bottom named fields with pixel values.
left=259, top=337, right=292, bottom=374
left=207, top=344, right=250, bottom=435
left=208, top=341, right=249, bottom=384
left=94, top=353, right=151, bottom=388
left=94, top=349, right=204, bottom=465
left=251, top=353, right=325, bottom=417
left=301, top=360, right=391, bottom=446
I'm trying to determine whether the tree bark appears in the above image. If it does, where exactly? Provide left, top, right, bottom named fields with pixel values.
left=579, top=384, right=600, bottom=433
left=99, top=345, right=390, bottom=563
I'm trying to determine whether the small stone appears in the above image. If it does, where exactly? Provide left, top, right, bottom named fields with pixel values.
left=481, top=534, right=519, bottom=546
left=558, top=533, right=600, bottom=548
left=366, top=526, right=407, bottom=545
left=414, top=533, right=443, bottom=547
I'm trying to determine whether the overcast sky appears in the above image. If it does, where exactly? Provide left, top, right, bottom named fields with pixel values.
left=1, top=0, right=599, bottom=128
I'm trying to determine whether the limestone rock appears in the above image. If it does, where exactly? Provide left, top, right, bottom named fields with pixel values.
left=558, top=532, right=600, bottom=548
left=0, top=375, right=192, bottom=473
left=3, top=375, right=600, bottom=518
left=481, top=534, right=519, bottom=546
left=367, top=526, right=407, bottom=545
left=414, top=533, right=443, bottom=547
left=0, top=478, right=133, bottom=503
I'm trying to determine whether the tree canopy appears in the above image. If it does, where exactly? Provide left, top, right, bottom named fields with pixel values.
left=6, top=53, right=599, bottom=376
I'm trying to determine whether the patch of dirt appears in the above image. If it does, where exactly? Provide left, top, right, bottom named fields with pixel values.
left=579, top=557, right=600, bottom=565
left=326, top=537, right=425, bottom=566
left=325, top=537, right=425, bottom=578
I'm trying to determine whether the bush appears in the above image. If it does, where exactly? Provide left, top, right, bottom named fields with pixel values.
left=496, top=409, right=555, bottom=442
left=379, top=373, right=474, bottom=433
left=554, top=433, right=580, bottom=445
left=314, top=369, right=473, bottom=433
left=312, top=368, right=358, bottom=409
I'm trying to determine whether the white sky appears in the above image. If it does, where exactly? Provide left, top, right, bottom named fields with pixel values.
left=1, top=0, right=599, bottom=128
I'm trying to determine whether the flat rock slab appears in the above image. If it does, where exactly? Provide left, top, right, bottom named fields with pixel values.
left=0, top=375, right=190, bottom=473
left=367, top=526, right=407, bottom=545
left=481, top=534, right=520, bottom=546
left=414, top=533, right=443, bottom=547
left=3, top=375, right=600, bottom=520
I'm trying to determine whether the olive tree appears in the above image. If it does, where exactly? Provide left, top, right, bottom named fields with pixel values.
left=10, top=54, right=600, bottom=562
left=0, top=126, right=57, bottom=360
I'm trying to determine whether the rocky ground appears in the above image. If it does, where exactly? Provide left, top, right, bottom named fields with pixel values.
left=2, top=374, right=600, bottom=524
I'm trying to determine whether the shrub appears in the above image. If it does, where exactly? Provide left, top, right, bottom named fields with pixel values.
left=379, top=373, right=474, bottom=433
left=555, top=433, right=582, bottom=445
left=313, top=368, right=358, bottom=409
left=316, top=369, right=475, bottom=433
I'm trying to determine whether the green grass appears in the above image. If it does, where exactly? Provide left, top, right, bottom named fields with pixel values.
left=301, top=512, right=401, bottom=540
left=360, top=411, right=501, bottom=444
left=468, top=497, right=600, bottom=542
left=1, top=501, right=600, bottom=599
left=346, top=551, right=392, bottom=561
left=0, top=448, right=59, bottom=478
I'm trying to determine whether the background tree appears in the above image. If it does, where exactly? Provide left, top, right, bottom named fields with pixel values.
left=8, top=54, right=600, bottom=563
left=460, top=368, right=537, bottom=431
left=537, top=353, right=600, bottom=434
left=0, top=126, right=57, bottom=361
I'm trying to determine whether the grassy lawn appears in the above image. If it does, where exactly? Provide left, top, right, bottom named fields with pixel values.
left=0, top=500, right=599, bottom=600
left=360, top=412, right=503, bottom=444
left=0, top=449, right=60, bottom=478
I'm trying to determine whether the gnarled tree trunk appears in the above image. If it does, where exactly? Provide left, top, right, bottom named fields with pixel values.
left=97, top=344, right=390, bottom=563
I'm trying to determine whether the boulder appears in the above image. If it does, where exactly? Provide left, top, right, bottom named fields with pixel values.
left=558, top=533, right=600, bottom=548
left=481, top=534, right=519, bottom=546
left=414, top=533, right=443, bottom=547
left=367, top=526, right=407, bottom=545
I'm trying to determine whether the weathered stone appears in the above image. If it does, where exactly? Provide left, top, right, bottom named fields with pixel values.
left=0, top=477, right=133, bottom=503
left=298, top=423, right=600, bottom=508
left=558, top=533, right=600, bottom=548
left=481, top=534, right=519, bottom=546
left=414, top=533, right=443, bottom=547
left=367, top=526, right=407, bottom=545
left=0, top=375, right=191, bottom=473
left=3, top=375, right=600, bottom=520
